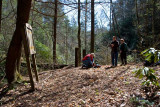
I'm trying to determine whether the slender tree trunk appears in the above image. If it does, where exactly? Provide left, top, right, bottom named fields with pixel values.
left=135, top=0, right=139, bottom=25
left=0, top=0, right=2, bottom=32
left=110, top=0, right=120, bottom=38
left=84, top=0, right=88, bottom=50
left=113, top=9, right=121, bottom=38
left=5, top=0, right=32, bottom=84
left=53, top=0, right=58, bottom=65
left=152, top=0, right=156, bottom=44
left=78, top=0, right=81, bottom=65
left=112, top=12, right=116, bottom=35
left=145, top=0, right=149, bottom=47
left=110, top=2, right=112, bottom=31
left=65, top=23, right=68, bottom=64
left=91, top=0, right=94, bottom=53
left=31, top=0, right=35, bottom=26
left=110, top=0, right=116, bottom=35
left=135, top=0, right=142, bottom=50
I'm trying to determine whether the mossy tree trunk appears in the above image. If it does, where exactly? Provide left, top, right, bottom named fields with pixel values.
left=5, top=0, right=32, bottom=84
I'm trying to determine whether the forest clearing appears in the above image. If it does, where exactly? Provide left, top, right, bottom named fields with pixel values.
left=0, top=64, right=160, bottom=106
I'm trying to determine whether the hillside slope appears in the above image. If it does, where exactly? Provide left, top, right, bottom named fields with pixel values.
left=0, top=64, right=160, bottom=106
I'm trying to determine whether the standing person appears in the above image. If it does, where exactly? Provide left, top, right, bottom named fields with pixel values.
left=120, top=39, right=128, bottom=65
left=82, top=53, right=95, bottom=68
left=110, top=36, right=119, bottom=67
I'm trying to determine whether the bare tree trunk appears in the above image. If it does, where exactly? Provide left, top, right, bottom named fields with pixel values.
left=110, top=0, right=120, bottom=38
left=113, top=9, right=121, bottom=38
left=135, top=0, right=139, bottom=25
left=152, top=0, right=156, bottom=44
left=110, top=2, right=112, bottom=31
left=65, top=23, right=68, bottom=64
left=135, top=0, right=142, bottom=50
left=78, top=0, right=81, bottom=66
left=112, top=9, right=116, bottom=35
left=0, top=0, right=2, bottom=32
left=145, top=0, right=149, bottom=47
left=110, top=0, right=116, bottom=35
left=53, top=0, right=58, bottom=65
left=31, top=0, right=35, bottom=26
left=91, top=0, right=94, bottom=53
left=84, top=0, right=88, bottom=50
left=5, top=0, right=32, bottom=84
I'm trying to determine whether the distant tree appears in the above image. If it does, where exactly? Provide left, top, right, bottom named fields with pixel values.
left=5, top=0, right=32, bottom=84
left=84, top=0, right=88, bottom=50
left=152, top=0, right=156, bottom=43
left=53, top=0, right=58, bottom=65
left=0, top=0, right=2, bottom=32
left=77, top=0, right=81, bottom=66
left=91, top=0, right=94, bottom=53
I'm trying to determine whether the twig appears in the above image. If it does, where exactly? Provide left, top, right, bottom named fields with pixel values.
left=0, top=57, right=6, bottom=63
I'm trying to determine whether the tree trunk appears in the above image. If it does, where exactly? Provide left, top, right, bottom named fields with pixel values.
left=135, top=0, right=142, bottom=50
left=0, top=0, right=2, bottom=32
left=53, top=0, right=58, bottom=65
left=113, top=9, right=121, bottom=38
left=135, top=0, right=139, bottom=25
left=152, top=0, right=156, bottom=44
left=112, top=13, right=116, bottom=35
left=31, top=0, right=35, bottom=26
left=110, top=0, right=120, bottom=38
left=145, top=0, right=149, bottom=47
left=110, top=2, right=112, bottom=31
left=110, top=0, right=116, bottom=35
left=78, top=0, right=81, bottom=66
left=5, top=0, right=32, bottom=84
left=65, top=23, right=68, bottom=65
left=84, top=0, right=88, bottom=50
left=91, top=0, right=94, bottom=53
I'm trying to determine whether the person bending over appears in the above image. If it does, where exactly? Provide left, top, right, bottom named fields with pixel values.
left=82, top=53, right=95, bottom=68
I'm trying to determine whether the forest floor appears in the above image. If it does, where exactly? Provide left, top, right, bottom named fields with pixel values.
left=0, top=63, right=160, bottom=107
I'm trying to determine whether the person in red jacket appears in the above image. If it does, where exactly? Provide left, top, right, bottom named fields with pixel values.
left=82, top=53, right=95, bottom=68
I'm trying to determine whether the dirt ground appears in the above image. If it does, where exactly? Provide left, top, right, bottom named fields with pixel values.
left=0, top=64, right=160, bottom=107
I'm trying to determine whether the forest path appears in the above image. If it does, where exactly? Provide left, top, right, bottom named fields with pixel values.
left=0, top=64, right=157, bottom=106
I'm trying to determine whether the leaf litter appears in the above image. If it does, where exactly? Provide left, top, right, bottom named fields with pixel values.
left=0, top=64, right=160, bottom=107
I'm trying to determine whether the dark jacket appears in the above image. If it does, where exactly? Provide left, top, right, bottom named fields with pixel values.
left=120, top=43, right=128, bottom=52
left=111, top=40, right=119, bottom=52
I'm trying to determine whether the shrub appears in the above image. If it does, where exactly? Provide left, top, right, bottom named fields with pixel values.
left=141, top=48, right=160, bottom=64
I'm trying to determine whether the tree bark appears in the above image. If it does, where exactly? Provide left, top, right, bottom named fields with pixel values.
left=5, top=0, right=32, bottom=84
left=135, top=0, right=142, bottom=50
left=90, top=0, right=94, bottom=53
left=110, top=2, right=112, bottom=31
left=152, top=0, right=156, bottom=44
left=110, top=0, right=120, bottom=38
left=0, top=0, right=2, bottom=32
left=53, top=0, right=58, bottom=65
left=31, top=0, right=35, bottom=26
left=110, top=0, right=116, bottom=35
left=135, top=0, right=139, bottom=25
left=84, top=0, right=88, bottom=50
left=78, top=0, right=81, bottom=66
left=113, top=9, right=121, bottom=38
left=65, top=23, right=68, bottom=65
